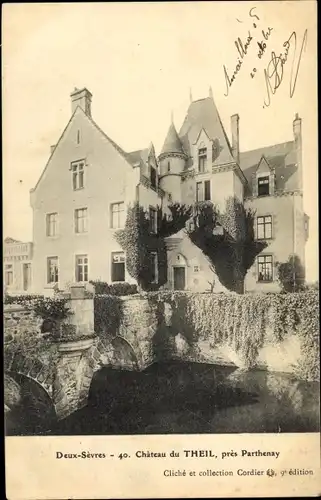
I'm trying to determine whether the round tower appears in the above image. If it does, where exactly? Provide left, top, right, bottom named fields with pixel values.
left=158, top=119, right=187, bottom=203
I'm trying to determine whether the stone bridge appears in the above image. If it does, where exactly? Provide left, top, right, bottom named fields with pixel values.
left=4, top=286, right=161, bottom=426
left=5, top=286, right=310, bottom=430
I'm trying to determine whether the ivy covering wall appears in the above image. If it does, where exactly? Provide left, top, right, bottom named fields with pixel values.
left=114, top=202, right=191, bottom=291
left=93, top=290, right=319, bottom=381
left=114, top=197, right=267, bottom=294
left=186, top=197, right=268, bottom=293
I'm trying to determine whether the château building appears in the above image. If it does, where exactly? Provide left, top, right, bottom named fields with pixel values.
left=29, top=87, right=309, bottom=294
left=3, top=237, right=33, bottom=294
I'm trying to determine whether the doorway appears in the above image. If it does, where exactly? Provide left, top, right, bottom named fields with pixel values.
left=23, top=263, right=31, bottom=291
left=173, top=266, right=186, bottom=290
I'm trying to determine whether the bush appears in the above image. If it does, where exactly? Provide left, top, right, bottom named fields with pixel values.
left=94, top=295, right=124, bottom=338
left=89, top=281, right=138, bottom=296
left=33, top=297, right=72, bottom=322
left=304, top=281, right=319, bottom=291
left=4, top=294, right=44, bottom=306
left=276, top=254, right=306, bottom=292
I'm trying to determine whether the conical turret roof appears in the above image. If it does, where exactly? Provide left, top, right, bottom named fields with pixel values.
left=179, top=93, right=235, bottom=166
left=160, top=122, right=185, bottom=155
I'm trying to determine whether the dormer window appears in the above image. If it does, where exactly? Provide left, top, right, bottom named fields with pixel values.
left=150, top=166, right=157, bottom=190
left=198, top=148, right=207, bottom=172
left=258, top=175, right=270, bottom=196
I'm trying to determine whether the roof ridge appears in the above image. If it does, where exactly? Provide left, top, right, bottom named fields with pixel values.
left=32, top=106, right=80, bottom=191
left=240, top=140, right=294, bottom=155
left=87, top=112, right=129, bottom=160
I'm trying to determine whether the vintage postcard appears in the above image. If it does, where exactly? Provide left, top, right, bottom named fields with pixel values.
left=3, top=1, right=320, bottom=498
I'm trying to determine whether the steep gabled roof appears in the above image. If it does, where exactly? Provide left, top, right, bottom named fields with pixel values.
left=125, top=148, right=149, bottom=167
left=32, top=106, right=135, bottom=192
left=160, top=122, right=185, bottom=156
left=179, top=96, right=235, bottom=166
left=256, top=155, right=272, bottom=173
left=240, top=141, right=298, bottom=193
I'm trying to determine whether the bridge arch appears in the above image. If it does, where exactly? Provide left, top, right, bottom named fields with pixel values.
left=5, top=370, right=57, bottom=435
left=111, top=336, right=140, bottom=370
left=6, top=351, right=54, bottom=395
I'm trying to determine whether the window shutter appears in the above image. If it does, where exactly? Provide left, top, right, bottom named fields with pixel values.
left=204, top=180, right=211, bottom=201
left=272, top=214, right=276, bottom=239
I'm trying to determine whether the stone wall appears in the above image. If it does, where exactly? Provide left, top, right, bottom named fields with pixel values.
left=93, top=291, right=319, bottom=381
left=4, top=288, right=319, bottom=430
left=94, top=294, right=159, bottom=371
left=4, top=305, right=42, bottom=341
left=118, top=296, right=158, bottom=370
left=4, top=286, right=98, bottom=423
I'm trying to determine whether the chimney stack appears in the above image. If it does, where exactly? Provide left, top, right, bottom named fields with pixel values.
left=50, top=145, right=55, bottom=155
left=293, top=113, right=302, bottom=190
left=293, top=113, right=302, bottom=144
left=70, top=87, right=92, bottom=117
left=231, top=114, right=240, bottom=164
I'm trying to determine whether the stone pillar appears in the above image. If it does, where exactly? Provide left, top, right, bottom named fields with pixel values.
left=53, top=337, right=96, bottom=419
left=118, top=296, right=158, bottom=370
left=61, top=284, right=95, bottom=339
left=53, top=284, right=97, bottom=419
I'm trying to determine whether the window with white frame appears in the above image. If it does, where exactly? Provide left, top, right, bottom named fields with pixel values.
left=46, top=212, right=58, bottom=236
left=111, top=252, right=125, bottom=282
left=149, top=207, right=157, bottom=233
left=257, top=255, right=273, bottom=282
left=150, top=252, right=158, bottom=283
left=196, top=180, right=211, bottom=202
left=257, top=215, right=272, bottom=239
left=47, top=257, right=59, bottom=283
left=4, top=264, right=13, bottom=286
left=257, top=175, right=270, bottom=196
left=75, top=208, right=88, bottom=233
left=75, top=255, right=88, bottom=282
left=198, top=147, right=207, bottom=172
left=72, top=160, right=85, bottom=190
left=111, top=202, right=125, bottom=229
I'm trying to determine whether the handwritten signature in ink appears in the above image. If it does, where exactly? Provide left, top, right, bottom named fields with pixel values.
left=263, top=29, right=308, bottom=107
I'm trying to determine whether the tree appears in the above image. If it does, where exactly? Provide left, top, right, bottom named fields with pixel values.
left=115, top=203, right=155, bottom=290
left=158, top=202, right=192, bottom=237
left=115, top=198, right=266, bottom=294
left=187, top=197, right=267, bottom=294
left=276, top=254, right=306, bottom=292
left=114, top=202, right=191, bottom=291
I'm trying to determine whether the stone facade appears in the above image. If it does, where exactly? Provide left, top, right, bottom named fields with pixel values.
left=30, top=87, right=309, bottom=295
left=4, top=305, right=42, bottom=340
left=3, top=238, right=33, bottom=295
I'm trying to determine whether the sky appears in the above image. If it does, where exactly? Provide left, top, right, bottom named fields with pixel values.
left=2, top=2, right=318, bottom=281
